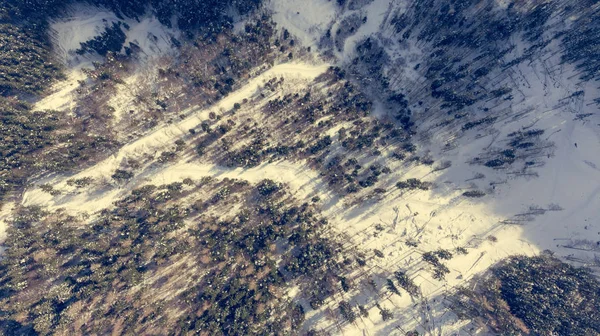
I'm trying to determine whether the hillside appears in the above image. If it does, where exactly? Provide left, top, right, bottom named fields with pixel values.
left=1, top=0, right=600, bottom=335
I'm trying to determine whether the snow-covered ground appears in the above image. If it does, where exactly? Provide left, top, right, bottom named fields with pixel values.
left=37, top=5, right=181, bottom=117
left=33, top=64, right=87, bottom=112
left=49, top=4, right=180, bottom=67
left=268, top=0, right=338, bottom=49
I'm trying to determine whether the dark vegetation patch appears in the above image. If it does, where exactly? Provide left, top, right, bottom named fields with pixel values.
left=462, top=190, right=486, bottom=198
left=381, top=0, right=559, bottom=116
left=470, top=128, right=551, bottom=171
left=0, top=99, right=118, bottom=203
left=396, top=178, right=431, bottom=191
left=0, top=177, right=353, bottom=334
left=76, top=22, right=127, bottom=56
left=4, top=0, right=262, bottom=35
left=562, top=0, right=600, bottom=107
left=452, top=253, right=600, bottom=335
left=343, top=0, right=599, bottom=176
left=0, top=22, right=62, bottom=95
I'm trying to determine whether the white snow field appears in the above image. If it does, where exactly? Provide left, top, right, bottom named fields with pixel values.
left=36, top=4, right=180, bottom=116
left=5, top=2, right=600, bottom=335
left=268, top=0, right=338, bottom=49
left=50, top=4, right=180, bottom=66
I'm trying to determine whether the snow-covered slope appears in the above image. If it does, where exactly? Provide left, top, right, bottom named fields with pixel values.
left=5, top=1, right=600, bottom=335
left=50, top=4, right=180, bottom=66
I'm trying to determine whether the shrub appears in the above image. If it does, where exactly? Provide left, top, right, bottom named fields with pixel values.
left=463, top=190, right=486, bottom=198
left=396, top=178, right=431, bottom=191
left=257, top=179, right=280, bottom=197
left=111, top=169, right=134, bottom=182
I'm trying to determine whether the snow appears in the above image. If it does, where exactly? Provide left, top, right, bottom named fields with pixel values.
left=106, top=71, right=150, bottom=122
left=268, top=0, right=407, bottom=63
left=334, top=0, right=393, bottom=62
left=33, top=65, right=87, bottom=112
left=49, top=4, right=180, bottom=66
left=268, top=0, right=338, bottom=49
left=0, top=201, right=15, bottom=245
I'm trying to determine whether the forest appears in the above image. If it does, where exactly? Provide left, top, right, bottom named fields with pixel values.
left=452, top=253, right=600, bottom=335
left=0, top=177, right=353, bottom=334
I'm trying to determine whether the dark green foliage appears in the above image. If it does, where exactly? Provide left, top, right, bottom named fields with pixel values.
left=377, top=304, right=393, bottom=321
left=290, top=303, right=305, bottom=330
left=463, top=190, right=486, bottom=198
left=256, top=179, right=280, bottom=197
left=339, top=301, right=356, bottom=323
left=562, top=4, right=600, bottom=91
left=394, top=270, right=419, bottom=297
left=0, top=23, right=62, bottom=95
left=494, top=255, right=600, bottom=335
left=455, top=247, right=468, bottom=255
left=6, top=0, right=262, bottom=34
left=386, top=279, right=401, bottom=296
left=224, top=138, right=267, bottom=168
left=76, top=22, right=126, bottom=56
left=358, top=305, right=369, bottom=317
left=0, top=178, right=347, bottom=334
left=422, top=251, right=450, bottom=281
left=340, top=276, right=351, bottom=292
left=434, top=249, right=453, bottom=260
left=453, top=254, right=600, bottom=335
left=285, top=241, right=336, bottom=276
left=484, top=159, right=505, bottom=168
left=396, top=178, right=431, bottom=191
left=0, top=100, right=115, bottom=202
left=462, top=116, right=497, bottom=131
left=309, top=135, right=332, bottom=154
left=111, top=169, right=134, bottom=182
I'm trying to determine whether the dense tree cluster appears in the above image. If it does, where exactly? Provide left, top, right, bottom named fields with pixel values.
left=76, top=22, right=127, bottom=56
left=469, top=128, right=550, bottom=171
left=0, top=0, right=273, bottom=204
left=0, top=22, right=61, bottom=95
left=562, top=1, right=600, bottom=92
left=0, top=99, right=116, bottom=202
left=383, top=0, right=559, bottom=115
left=5, top=0, right=262, bottom=34
left=0, top=177, right=351, bottom=334
left=340, top=0, right=600, bottom=158
left=452, top=253, right=600, bottom=335
left=422, top=250, right=452, bottom=280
